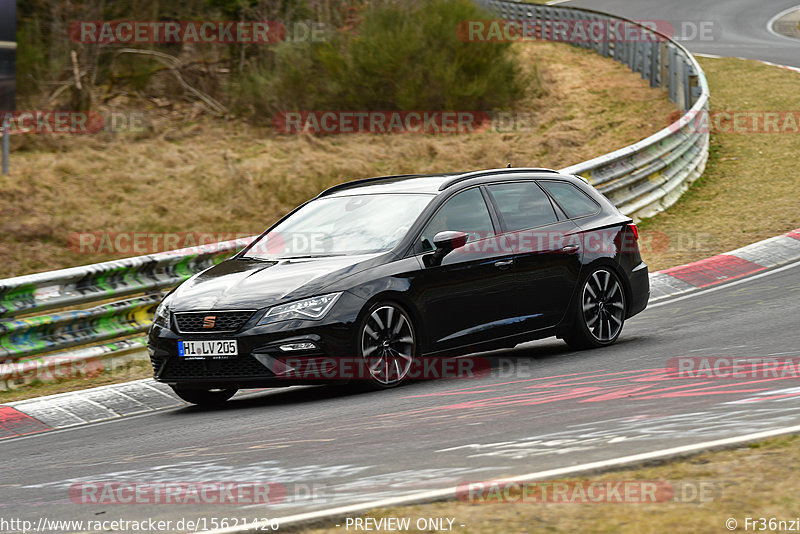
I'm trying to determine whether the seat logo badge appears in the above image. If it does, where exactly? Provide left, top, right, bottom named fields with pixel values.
left=203, top=316, right=216, bottom=329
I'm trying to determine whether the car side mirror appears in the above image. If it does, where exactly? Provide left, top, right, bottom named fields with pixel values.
left=425, top=231, right=469, bottom=267
left=433, top=231, right=468, bottom=251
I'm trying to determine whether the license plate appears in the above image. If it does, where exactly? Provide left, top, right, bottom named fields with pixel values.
left=178, top=340, right=238, bottom=359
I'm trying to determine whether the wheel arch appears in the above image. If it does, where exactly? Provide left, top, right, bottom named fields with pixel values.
left=353, top=291, right=427, bottom=354
left=558, top=257, right=632, bottom=335
left=583, top=258, right=631, bottom=312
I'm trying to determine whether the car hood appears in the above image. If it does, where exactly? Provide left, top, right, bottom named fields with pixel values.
left=169, top=254, right=381, bottom=311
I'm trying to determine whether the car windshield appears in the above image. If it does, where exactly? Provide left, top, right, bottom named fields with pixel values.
left=245, top=193, right=434, bottom=259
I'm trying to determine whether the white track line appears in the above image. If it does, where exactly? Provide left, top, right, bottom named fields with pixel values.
left=767, top=4, right=800, bottom=42
left=648, top=259, right=800, bottom=307
left=201, top=424, right=800, bottom=533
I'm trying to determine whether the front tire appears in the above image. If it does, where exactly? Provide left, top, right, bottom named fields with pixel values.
left=563, top=267, right=626, bottom=350
left=356, top=302, right=418, bottom=389
left=171, top=386, right=237, bottom=405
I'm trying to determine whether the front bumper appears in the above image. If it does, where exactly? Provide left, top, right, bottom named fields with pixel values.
left=147, top=291, right=366, bottom=389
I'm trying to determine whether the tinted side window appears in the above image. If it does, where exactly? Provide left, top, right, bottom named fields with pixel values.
left=419, top=188, right=494, bottom=252
left=486, top=182, right=558, bottom=232
left=540, top=181, right=599, bottom=218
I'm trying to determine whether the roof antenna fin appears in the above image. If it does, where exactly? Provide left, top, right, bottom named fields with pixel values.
left=506, top=162, right=512, bottom=168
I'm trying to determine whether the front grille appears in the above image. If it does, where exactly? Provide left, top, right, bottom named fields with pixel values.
left=160, top=355, right=273, bottom=379
left=174, top=311, right=256, bottom=333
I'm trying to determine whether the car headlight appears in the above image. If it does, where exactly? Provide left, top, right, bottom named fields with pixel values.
left=258, top=292, right=342, bottom=325
left=152, top=296, right=173, bottom=329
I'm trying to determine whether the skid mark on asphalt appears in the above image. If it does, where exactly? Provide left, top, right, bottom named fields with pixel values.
left=14, top=459, right=508, bottom=513
left=393, top=364, right=800, bottom=414
left=434, top=402, right=800, bottom=460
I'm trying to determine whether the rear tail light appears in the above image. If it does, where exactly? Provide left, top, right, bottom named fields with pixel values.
left=624, top=223, right=642, bottom=258
left=628, top=223, right=639, bottom=241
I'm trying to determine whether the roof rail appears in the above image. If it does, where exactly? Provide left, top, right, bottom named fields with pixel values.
left=316, top=172, right=466, bottom=198
left=316, top=174, right=422, bottom=198
left=438, top=167, right=559, bottom=191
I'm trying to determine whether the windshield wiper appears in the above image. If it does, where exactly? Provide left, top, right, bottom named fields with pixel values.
left=279, top=253, right=346, bottom=259
left=237, top=256, right=275, bottom=263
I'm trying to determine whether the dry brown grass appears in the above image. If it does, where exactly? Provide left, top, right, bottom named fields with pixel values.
left=0, top=359, right=153, bottom=402
left=303, top=434, right=800, bottom=534
left=0, top=40, right=673, bottom=277
left=638, top=57, right=800, bottom=271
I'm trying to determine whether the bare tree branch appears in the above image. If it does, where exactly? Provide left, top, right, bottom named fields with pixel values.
left=113, top=48, right=228, bottom=115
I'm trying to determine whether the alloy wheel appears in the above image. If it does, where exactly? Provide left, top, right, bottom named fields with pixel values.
left=581, top=269, right=625, bottom=343
left=360, top=305, right=416, bottom=386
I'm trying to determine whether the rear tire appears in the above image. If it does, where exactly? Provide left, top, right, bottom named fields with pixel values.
left=563, top=267, right=626, bottom=350
left=171, top=386, right=237, bottom=405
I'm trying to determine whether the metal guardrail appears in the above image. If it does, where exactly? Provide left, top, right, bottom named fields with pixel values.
left=479, top=0, right=710, bottom=221
left=0, top=2, right=710, bottom=388
left=0, top=238, right=254, bottom=388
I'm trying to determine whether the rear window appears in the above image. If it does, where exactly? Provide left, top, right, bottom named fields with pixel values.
left=540, top=181, right=599, bottom=218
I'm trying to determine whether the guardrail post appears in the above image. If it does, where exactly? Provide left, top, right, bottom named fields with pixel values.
left=2, top=115, right=8, bottom=176
left=688, top=73, right=701, bottom=106
left=627, top=38, right=636, bottom=70
left=637, top=40, right=646, bottom=79
left=600, top=16, right=610, bottom=57
left=684, top=61, right=695, bottom=110
left=614, top=37, right=623, bottom=63
left=659, top=43, right=670, bottom=90
left=668, top=46, right=678, bottom=103
left=677, top=59, right=686, bottom=111
left=649, top=41, right=659, bottom=88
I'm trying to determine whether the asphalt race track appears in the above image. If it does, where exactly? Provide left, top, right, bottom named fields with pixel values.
left=560, top=0, right=800, bottom=67
left=3, top=260, right=800, bottom=526
left=3, top=1, right=800, bottom=530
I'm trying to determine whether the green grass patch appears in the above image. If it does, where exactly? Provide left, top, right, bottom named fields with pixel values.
left=637, top=56, right=800, bottom=271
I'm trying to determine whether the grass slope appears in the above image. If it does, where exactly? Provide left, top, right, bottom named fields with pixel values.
left=0, top=41, right=674, bottom=277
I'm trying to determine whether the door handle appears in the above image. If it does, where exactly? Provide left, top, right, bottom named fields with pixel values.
left=494, top=259, right=514, bottom=270
left=562, top=244, right=580, bottom=253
